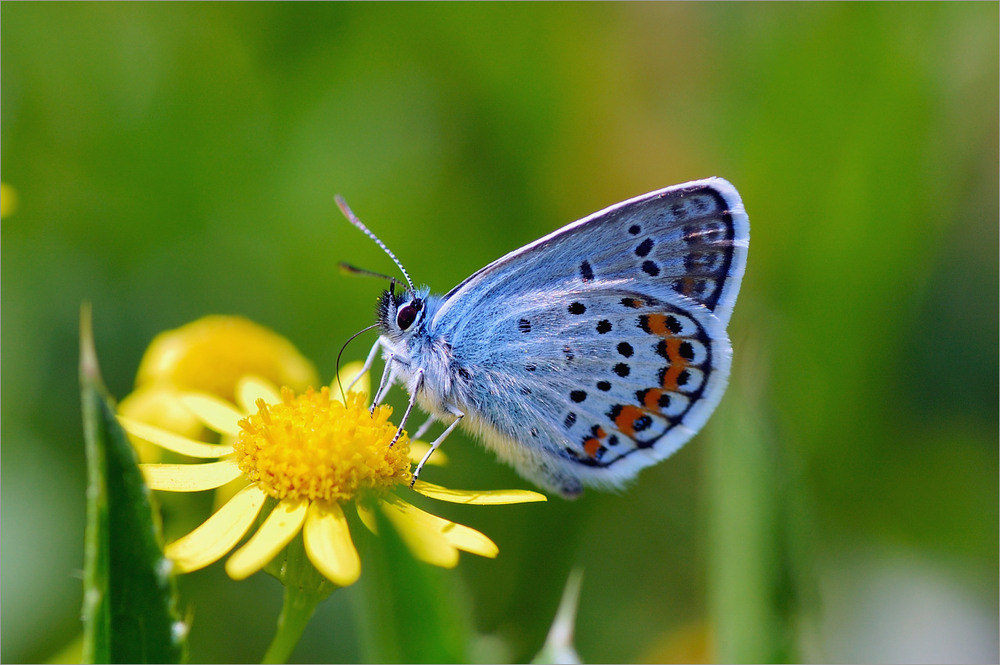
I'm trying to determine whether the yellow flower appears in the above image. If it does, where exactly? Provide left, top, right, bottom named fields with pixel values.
left=118, top=315, right=319, bottom=458
left=134, top=315, right=318, bottom=399
left=119, top=376, right=545, bottom=587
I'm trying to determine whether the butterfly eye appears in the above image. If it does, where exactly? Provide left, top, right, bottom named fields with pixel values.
left=396, top=300, right=421, bottom=331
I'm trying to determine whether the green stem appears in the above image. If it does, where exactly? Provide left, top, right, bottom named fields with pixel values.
left=262, top=581, right=321, bottom=664
left=706, top=339, right=807, bottom=662
left=260, top=531, right=336, bottom=664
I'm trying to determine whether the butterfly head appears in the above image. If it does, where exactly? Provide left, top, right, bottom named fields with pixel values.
left=377, top=282, right=431, bottom=342
left=336, top=195, right=431, bottom=342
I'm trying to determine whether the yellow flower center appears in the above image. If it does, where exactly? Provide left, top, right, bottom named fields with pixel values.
left=233, top=387, right=412, bottom=502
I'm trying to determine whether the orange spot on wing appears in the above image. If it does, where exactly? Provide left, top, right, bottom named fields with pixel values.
left=614, top=404, right=646, bottom=436
left=645, top=314, right=672, bottom=337
left=661, top=338, right=684, bottom=360
left=661, top=363, right=687, bottom=391
left=583, top=438, right=602, bottom=458
left=677, top=277, right=697, bottom=296
left=642, top=388, right=665, bottom=411
left=658, top=338, right=690, bottom=391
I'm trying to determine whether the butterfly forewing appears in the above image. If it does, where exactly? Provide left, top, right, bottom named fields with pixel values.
left=435, top=178, right=748, bottom=332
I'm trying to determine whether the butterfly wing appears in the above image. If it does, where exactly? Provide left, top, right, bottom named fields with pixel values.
left=440, top=287, right=731, bottom=496
left=435, top=177, right=748, bottom=329
left=427, top=178, right=748, bottom=497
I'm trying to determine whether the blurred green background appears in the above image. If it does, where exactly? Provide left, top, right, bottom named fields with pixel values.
left=2, top=3, right=997, bottom=663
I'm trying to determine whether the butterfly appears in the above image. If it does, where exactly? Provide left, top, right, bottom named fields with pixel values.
left=340, top=177, right=748, bottom=498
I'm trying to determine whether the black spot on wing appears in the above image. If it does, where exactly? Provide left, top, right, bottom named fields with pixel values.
left=635, top=238, right=654, bottom=257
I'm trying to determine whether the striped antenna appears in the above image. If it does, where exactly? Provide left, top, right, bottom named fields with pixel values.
left=335, top=195, right=416, bottom=294
left=339, top=262, right=395, bottom=282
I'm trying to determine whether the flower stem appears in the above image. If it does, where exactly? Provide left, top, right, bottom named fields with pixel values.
left=262, top=581, right=321, bottom=664
left=260, top=531, right=336, bottom=664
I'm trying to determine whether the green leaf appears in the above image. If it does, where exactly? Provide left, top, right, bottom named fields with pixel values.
left=352, top=502, right=472, bottom=663
left=79, top=305, right=187, bottom=663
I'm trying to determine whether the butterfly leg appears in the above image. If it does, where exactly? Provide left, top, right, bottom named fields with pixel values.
left=347, top=338, right=382, bottom=393
left=410, top=408, right=464, bottom=487
left=371, top=352, right=397, bottom=413
left=389, top=368, right=423, bottom=447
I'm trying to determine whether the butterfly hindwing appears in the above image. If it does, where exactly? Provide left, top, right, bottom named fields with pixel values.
left=439, top=285, right=730, bottom=495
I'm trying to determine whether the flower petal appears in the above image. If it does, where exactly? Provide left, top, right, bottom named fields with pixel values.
left=165, top=484, right=267, bottom=572
left=118, top=385, right=203, bottom=440
left=141, top=459, right=243, bottom=491
left=439, top=520, right=498, bottom=558
left=412, top=480, right=547, bottom=505
left=119, top=417, right=233, bottom=458
left=178, top=393, right=243, bottom=436
left=225, top=497, right=308, bottom=580
left=379, top=498, right=459, bottom=568
left=387, top=495, right=499, bottom=558
left=408, top=441, right=448, bottom=466
left=303, top=501, right=361, bottom=587
left=235, top=375, right=281, bottom=413
left=356, top=502, right=378, bottom=534
left=382, top=494, right=500, bottom=561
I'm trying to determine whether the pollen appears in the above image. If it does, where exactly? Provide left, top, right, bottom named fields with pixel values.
left=233, top=388, right=412, bottom=502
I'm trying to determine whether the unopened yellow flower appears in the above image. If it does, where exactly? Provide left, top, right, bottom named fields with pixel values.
left=134, top=315, right=318, bottom=400
left=119, top=315, right=319, bottom=458
left=120, top=376, right=545, bottom=586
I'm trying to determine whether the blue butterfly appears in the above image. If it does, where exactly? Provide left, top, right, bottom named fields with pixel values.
left=341, top=178, right=748, bottom=498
